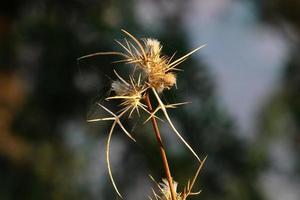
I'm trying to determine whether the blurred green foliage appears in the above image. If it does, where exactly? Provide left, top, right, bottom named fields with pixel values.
left=258, top=0, right=300, bottom=176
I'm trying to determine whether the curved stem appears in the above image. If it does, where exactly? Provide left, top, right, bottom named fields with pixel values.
left=144, top=93, right=176, bottom=200
left=106, top=121, right=123, bottom=198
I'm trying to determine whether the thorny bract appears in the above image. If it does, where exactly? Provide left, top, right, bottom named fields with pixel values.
left=149, top=156, right=207, bottom=200
left=79, top=30, right=206, bottom=199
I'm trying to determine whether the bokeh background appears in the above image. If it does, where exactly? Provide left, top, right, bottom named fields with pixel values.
left=0, top=0, right=299, bottom=199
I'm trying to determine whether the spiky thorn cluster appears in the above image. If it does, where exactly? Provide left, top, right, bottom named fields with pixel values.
left=79, top=30, right=206, bottom=199
left=149, top=156, right=207, bottom=200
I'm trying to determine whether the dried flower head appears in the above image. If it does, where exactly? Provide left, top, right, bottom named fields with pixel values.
left=142, top=38, right=177, bottom=92
left=159, top=179, right=182, bottom=200
left=78, top=29, right=205, bottom=93
left=150, top=156, right=207, bottom=200
left=115, top=31, right=205, bottom=93
left=108, top=70, right=149, bottom=117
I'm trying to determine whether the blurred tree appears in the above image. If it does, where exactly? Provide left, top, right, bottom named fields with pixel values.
left=250, top=1, right=300, bottom=199
left=258, top=0, right=300, bottom=173
left=0, top=0, right=266, bottom=199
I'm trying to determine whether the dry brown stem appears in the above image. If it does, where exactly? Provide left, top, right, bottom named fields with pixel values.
left=144, top=93, right=177, bottom=200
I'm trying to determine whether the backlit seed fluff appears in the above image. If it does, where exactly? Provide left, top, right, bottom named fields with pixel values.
left=111, top=80, right=131, bottom=96
left=151, top=72, right=176, bottom=93
left=145, top=38, right=162, bottom=58
left=159, top=179, right=182, bottom=200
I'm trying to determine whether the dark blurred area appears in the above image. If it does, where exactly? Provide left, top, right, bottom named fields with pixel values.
left=0, top=0, right=299, bottom=199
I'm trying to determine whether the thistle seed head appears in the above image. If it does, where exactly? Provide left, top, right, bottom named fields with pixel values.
left=137, top=38, right=176, bottom=93
left=159, top=179, right=182, bottom=200
left=107, top=72, right=149, bottom=118
left=78, top=30, right=205, bottom=94
left=150, top=177, right=183, bottom=200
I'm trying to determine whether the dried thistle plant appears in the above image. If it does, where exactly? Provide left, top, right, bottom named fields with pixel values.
left=79, top=30, right=206, bottom=200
